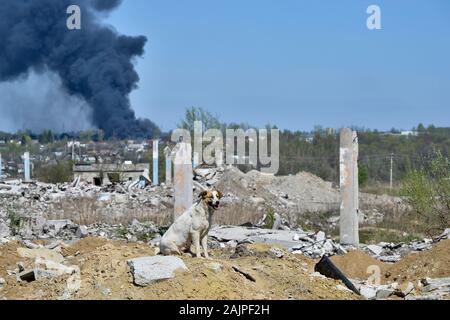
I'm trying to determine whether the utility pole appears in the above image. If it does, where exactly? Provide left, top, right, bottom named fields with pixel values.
left=390, top=153, right=394, bottom=189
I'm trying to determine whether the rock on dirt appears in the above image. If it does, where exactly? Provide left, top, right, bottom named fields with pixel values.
left=127, top=256, right=188, bottom=286
left=17, top=248, right=65, bottom=264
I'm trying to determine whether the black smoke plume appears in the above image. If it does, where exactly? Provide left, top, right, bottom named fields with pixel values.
left=0, top=0, right=160, bottom=138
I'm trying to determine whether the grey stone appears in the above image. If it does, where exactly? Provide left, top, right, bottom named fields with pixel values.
left=76, top=225, right=89, bottom=238
left=411, top=242, right=432, bottom=251
left=402, top=282, right=415, bottom=296
left=378, top=255, right=401, bottom=263
left=359, top=285, right=377, bottom=299
left=376, top=288, right=394, bottom=299
left=17, top=247, right=65, bottom=264
left=0, top=221, right=11, bottom=238
left=127, top=256, right=188, bottom=286
left=315, top=231, right=326, bottom=242
left=269, top=247, right=284, bottom=258
left=206, top=262, right=223, bottom=273
left=45, top=220, right=73, bottom=234
left=367, top=244, right=383, bottom=256
left=438, top=228, right=450, bottom=239
left=0, top=277, right=5, bottom=286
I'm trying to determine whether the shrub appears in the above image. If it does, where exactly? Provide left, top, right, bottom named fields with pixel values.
left=36, top=160, right=73, bottom=183
left=401, top=150, right=450, bottom=236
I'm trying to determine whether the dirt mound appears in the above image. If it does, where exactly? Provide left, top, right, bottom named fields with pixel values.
left=0, top=239, right=358, bottom=300
left=331, top=251, right=387, bottom=281
left=331, top=240, right=450, bottom=286
left=385, top=239, right=450, bottom=284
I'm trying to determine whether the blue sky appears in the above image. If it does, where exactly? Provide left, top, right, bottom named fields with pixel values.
left=106, top=0, right=450, bottom=131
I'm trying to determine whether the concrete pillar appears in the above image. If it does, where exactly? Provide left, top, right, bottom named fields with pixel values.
left=152, top=139, right=159, bottom=186
left=164, top=146, right=172, bottom=186
left=339, top=128, right=359, bottom=245
left=215, top=148, right=224, bottom=167
left=353, top=131, right=359, bottom=226
left=173, top=142, right=193, bottom=221
left=193, top=152, right=200, bottom=169
left=24, top=152, right=31, bottom=182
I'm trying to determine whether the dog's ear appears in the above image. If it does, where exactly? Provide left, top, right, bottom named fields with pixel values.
left=199, top=190, right=208, bottom=199
left=217, top=190, right=223, bottom=199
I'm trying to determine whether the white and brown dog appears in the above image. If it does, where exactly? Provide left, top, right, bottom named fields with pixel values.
left=159, top=189, right=223, bottom=258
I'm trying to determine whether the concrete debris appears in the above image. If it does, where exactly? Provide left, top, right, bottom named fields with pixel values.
left=358, top=285, right=377, bottom=299
left=75, top=225, right=89, bottom=238
left=375, top=288, right=395, bottom=299
left=17, top=247, right=65, bottom=264
left=206, top=262, right=224, bottom=273
left=127, top=256, right=188, bottom=286
left=420, top=277, right=450, bottom=295
left=210, top=225, right=346, bottom=259
left=366, top=244, right=383, bottom=256
left=378, top=255, right=402, bottom=263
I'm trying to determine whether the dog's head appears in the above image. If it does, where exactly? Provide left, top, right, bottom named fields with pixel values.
left=199, top=189, right=223, bottom=210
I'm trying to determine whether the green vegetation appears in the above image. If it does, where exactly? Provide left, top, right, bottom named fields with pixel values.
left=263, top=209, right=276, bottom=229
left=115, top=226, right=128, bottom=239
left=401, top=150, right=450, bottom=236
left=35, top=160, right=73, bottom=184
left=7, top=207, right=22, bottom=235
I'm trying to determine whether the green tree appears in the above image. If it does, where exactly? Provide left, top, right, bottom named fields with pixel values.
left=36, top=160, right=74, bottom=184
left=178, top=107, right=221, bottom=132
left=401, top=150, right=450, bottom=236
left=80, top=130, right=94, bottom=143
left=358, top=163, right=369, bottom=186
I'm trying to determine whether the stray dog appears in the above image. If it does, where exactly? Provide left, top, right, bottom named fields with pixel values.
left=159, top=190, right=223, bottom=258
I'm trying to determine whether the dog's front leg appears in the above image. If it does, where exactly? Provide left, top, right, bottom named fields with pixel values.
left=201, top=235, right=209, bottom=259
left=191, top=231, right=202, bottom=258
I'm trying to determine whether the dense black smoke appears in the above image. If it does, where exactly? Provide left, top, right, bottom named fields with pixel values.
left=0, top=0, right=160, bottom=138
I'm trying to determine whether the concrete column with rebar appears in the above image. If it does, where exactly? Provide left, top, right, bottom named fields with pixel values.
left=153, top=140, right=159, bottom=186
left=164, top=146, right=172, bottom=186
left=339, top=128, right=359, bottom=245
left=173, top=142, right=193, bottom=221
left=24, top=152, right=31, bottom=182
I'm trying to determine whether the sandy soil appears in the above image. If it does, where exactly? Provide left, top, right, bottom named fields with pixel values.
left=0, top=239, right=358, bottom=300
left=2, top=239, right=449, bottom=300
left=332, top=239, right=450, bottom=286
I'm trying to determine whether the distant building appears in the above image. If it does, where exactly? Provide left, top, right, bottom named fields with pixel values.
left=400, top=130, right=419, bottom=136
left=73, top=163, right=150, bottom=186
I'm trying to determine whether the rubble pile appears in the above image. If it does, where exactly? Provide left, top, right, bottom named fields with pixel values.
left=361, top=228, right=450, bottom=263
left=209, top=225, right=348, bottom=258
left=0, top=179, right=174, bottom=229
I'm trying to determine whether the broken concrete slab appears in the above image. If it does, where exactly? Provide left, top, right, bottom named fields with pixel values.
left=127, top=256, right=188, bottom=286
left=17, top=247, right=65, bottom=263
left=76, top=225, right=89, bottom=238
left=378, top=255, right=401, bottom=263
left=315, top=231, right=326, bottom=242
left=376, top=288, right=395, bottom=299
left=359, top=285, right=377, bottom=299
left=366, top=244, right=383, bottom=256
left=45, top=220, right=73, bottom=234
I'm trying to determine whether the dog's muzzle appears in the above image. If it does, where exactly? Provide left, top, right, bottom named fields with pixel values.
left=211, top=201, right=220, bottom=210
